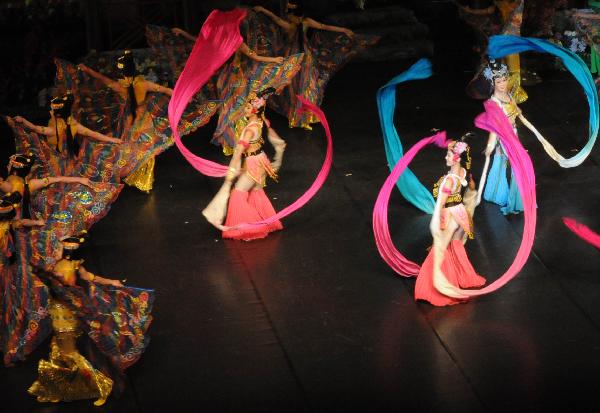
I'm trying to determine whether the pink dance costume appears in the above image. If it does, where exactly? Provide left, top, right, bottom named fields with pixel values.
left=414, top=172, right=485, bottom=306
left=223, top=120, right=283, bottom=240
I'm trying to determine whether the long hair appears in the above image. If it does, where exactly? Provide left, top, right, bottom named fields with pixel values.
left=51, top=93, right=78, bottom=156
left=117, top=51, right=138, bottom=121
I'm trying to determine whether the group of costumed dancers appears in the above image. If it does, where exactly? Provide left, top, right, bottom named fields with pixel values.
left=373, top=34, right=600, bottom=305
left=0, top=1, right=379, bottom=405
left=2, top=0, right=600, bottom=407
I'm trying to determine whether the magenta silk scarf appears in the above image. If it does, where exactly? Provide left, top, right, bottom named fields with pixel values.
left=563, top=217, right=600, bottom=250
left=168, top=8, right=246, bottom=177
left=373, top=100, right=538, bottom=298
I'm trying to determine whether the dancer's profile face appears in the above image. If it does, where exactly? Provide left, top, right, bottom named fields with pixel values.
left=244, top=103, right=254, bottom=117
left=445, top=149, right=456, bottom=167
left=494, top=76, right=508, bottom=93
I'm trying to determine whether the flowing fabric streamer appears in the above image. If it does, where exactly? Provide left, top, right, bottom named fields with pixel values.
left=373, top=100, right=537, bottom=298
left=563, top=217, right=600, bottom=250
left=377, top=58, right=436, bottom=214
left=168, top=8, right=247, bottom=177
left=373, top=131, right=448, bottom=276
left=219, top=96, right=333, bottom=230
left=489, top=35, right=599, bottom=167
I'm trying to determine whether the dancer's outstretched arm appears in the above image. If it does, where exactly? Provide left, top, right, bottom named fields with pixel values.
left=239, top=42, right=284, bottom=64
left=12, top=116, right=54, bottom=137
left=303, top=17, right=354, bottom=38
left=253, top=6, right=294, bottom=31
left=75, top=121, right=122, bottom=144
left=79, top=265, right=124, bottom=287
left=78, top=63, right=124, bottom=93
left=28, top=176, right=93, bottom=193
left=171, top=27, right=197, bottom=42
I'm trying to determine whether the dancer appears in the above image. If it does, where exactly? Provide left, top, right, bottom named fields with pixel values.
left=169, top=6, right=334, bottom=227
left=414, top=138, right=486, bottom=306
left=77, top=50, right=175, bottom=191
left=78, top=51, right=173, bottom=130
left=203, top=87, right=286, bottom=240
left=255, top=1, right=379, bottom=129
left=28, top=231, right=153, bottom=406
left=9, top=93, right=122, bottom=177
left=482, top=58, right=524, bottom=214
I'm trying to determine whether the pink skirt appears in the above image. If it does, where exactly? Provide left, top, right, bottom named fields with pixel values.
left=414, top=240, right=486, bottom=306
left=222, top=189, right=283, bottom=241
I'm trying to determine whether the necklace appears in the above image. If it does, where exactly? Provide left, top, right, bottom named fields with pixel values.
left=493, top=93, right=511, bottom=104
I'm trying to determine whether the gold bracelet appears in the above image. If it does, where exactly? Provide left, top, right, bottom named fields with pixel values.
left=43, top=177, right=50, bottom=185
left=88, top=273, right=95, bottom=282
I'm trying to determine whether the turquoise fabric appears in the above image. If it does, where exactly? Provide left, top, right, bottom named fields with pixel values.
left=376, top=58, right=435, bottom=214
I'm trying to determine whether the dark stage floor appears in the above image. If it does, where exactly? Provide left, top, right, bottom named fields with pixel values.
left=3, top=37, right=600, bottom=413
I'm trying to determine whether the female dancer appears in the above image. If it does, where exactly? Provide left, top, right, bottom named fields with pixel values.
left=203, top=87, right=286, bottom=240
left=414, top=138, right=486, bottom=306
left=28, top=232, right=153, bottom=406
left=255, top=1, right=378, bottom=129
left=76, top=50, right=174, bottom=191
left=482, top=58, right=524, bottom=214
left=78, top=51, right=173, bottom=130
left=10, top=93, right=122, bottom=177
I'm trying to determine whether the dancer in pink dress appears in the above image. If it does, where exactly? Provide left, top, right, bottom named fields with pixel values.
left=203, top=87, right=285, bottom=241
left=414, top=139, right=486, bottom=306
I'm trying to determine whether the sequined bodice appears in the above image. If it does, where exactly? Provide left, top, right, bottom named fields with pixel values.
left=433, top=172, right=466, bottom=206
left=243, top=121, right=265, bottom=154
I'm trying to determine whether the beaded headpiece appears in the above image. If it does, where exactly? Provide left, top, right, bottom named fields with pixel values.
left=247, top=87, right=276, bottom=112
left=8, top=153, right=34, bottom=171
left=50, top=92, right=74, bottom=118
left=483, top=59, right=509, bottom=83
left=60, top=230, right=88, bottom=250
left=447, top=134, right=472, bottom=170
left=285, top=1, right=303, bottom=17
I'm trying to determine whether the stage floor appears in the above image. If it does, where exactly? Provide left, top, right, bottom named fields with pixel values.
left=3, top=47, right=600, bottom=413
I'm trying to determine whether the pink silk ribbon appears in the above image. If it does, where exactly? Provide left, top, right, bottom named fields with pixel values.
left=563, top=217, right=600, bottom=250
left=372, top=131, right=448, bottom=276
left=168, top=8, right=247, bottom=177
